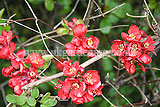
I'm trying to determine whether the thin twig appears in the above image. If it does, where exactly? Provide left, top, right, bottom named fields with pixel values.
left=126, top=12, right=147, bottom=18
left=101, top=94, right=117, bottom=107
left=106, top=81, right=134, bottom=107
left=54, top=0, right=80, bottom=29
left=87, top=3, right=125, bottom=20
left=83, top=0, right=92, bottom=21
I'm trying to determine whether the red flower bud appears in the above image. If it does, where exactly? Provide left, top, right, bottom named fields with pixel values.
left=73, top=24, right=87, bottom=37
left=2, top=66, right=14, bottom=77
left=139, top=54, right=152, bottom=64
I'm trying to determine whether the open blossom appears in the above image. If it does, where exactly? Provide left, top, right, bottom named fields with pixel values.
left=142, top=35, right=156, bottom=55
left=138, top=54, right=152, bottom=64
left=65, top=42, right=76, bottom=56
left=2, top=66, right=14, bottom=77
left=27, top=67, right=38, bottom=79
left=82, top=70, right=100, bottom=85
left=73, top=24, right=87, bottom=37
left=121, top=24, right=141, bottom=42
left=83, top=36, right=100, bottom=49
left=126, top=41, right=141, bottom=57
left=111, top=40, right=127, bottom=56
left=63, top=57, right=84, bottom=77
left=25, top=53, right=44, bottom=69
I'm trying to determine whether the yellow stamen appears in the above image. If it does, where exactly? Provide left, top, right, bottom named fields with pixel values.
left=144, top=42, right=149, bottom=48
left=88, top=40, right=93, bottom=46
left=129, top=34, right=136, bottom=39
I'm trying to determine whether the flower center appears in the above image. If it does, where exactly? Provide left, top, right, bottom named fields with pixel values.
left=72, top=83, right=79, bottom=89
left=131, top=44, right=138, bottom=52
left=30, top=71, right=35, bottom=77
left=15, top=85, right=20, bottom=90
left=86, top=74, right=93, bottom=85
left=34, top=57, right=39, bottom=64
left=118, top=44, right=124, bottom=51
left=69, top=67, right=76, bottom=73
left=144, top=42, right=149, bottom=48
left=87, top=40, right=93, bottom=46
left=129, top=34, right=136, bottom=39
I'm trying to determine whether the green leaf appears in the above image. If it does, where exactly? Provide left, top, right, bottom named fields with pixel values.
left=40, top=104, right=48, bottom=107
left=0, top=8, right=5, bottom=18
left=56, top=27, right=69, bottom=34
left=6, top=94, right=17, bottom=103
left=42, top=55, right=54, bottom=62
left=102, top=57, right=112, bottom=72
left=39, top=62, right=49, bottom=69
left=1, top=25, right=11, bottom=32
left=17, top=95, right=27, bottom=105
left=108, top=14, right=119, bottom=23
left=32, top=87, right=39, bottom=98
left=100, top=18, right=112, bottom=34
left=27, top=97, right=36, bottom=106
left=41, top=92, right=51, bottom=103
left=21, top=103, right=30, bottom=107
left=43, top=98, right=57, bottom=106
left=149, top=0, right=157, bottom=9
left=24, top=63, right=30, bottom=68
left=76, top=19, right=84, bottom=25
left=44, top=0, right=54, bottom=11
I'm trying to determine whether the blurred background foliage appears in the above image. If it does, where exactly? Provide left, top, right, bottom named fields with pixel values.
left=0, top=0, right=160, bottom=106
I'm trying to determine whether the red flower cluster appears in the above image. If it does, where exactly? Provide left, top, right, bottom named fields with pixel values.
left=0, top=30, right=44, bottom=95
left=65, top=18, right=100, bottom=58
left=111, top=25, right=156, bottom=74
left=54, top=58, right=103, bottom=104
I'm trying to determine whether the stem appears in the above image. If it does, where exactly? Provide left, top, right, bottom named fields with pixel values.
left=101, top=94, right=117, bottom=107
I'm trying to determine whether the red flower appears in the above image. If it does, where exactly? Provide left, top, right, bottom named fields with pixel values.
left=27, top=67, right=38, bottom=78
left=142, top=35, right=156, bottom=55
left=71, top=37, right=82, bottom=46
left=2, top=66, right=14, bottom=77
left=111, top=40, right=127, bottom=56
left=65, top=42, right=76, bottom=56
left=14, top=85, right=23, bottom=95
left=139, top=30, right=147, bottom=38
left=73, top=24, right=87, bottom=37
left=87, top=51, right=95, bottom=58
left=82, top=70, right=100, bottom=85
left=124, top=61, right=135, bottom=74
left=54, top=78, right=78, bottom=100
left=70, top=81, right=86, bottom=104
left=63, top=58, right=83, bottom=77
left=88, top=81, right=103, bottom=95
left=82, top=36, right=100, bottom=49
left=26, top=53, right=44, bottom=69
left=126, top=41, right=141, bottom=57
left=121, top=25, right=141, bottom=42
left=76, top=45, right=87, bottom=54
left=138, top=54, right=152, bottom=64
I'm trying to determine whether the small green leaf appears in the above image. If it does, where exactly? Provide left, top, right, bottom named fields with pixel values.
left=0, top=8, right=5, bottom=18
left=56, top=27, right=69, bottom=34
left=76, top=19, right=84, bottom=25
left=17, top=95, right=27, bottom=105
left=2, top=25, right=11, bottom=32
left=40, top=104, right=48, bottom=107
left=149, top=0, right=157, bottom=9
left=6, top=94, right=17, bottom=103
left=27, top=97, right=36, bottom=106
left=44, top=0, right=54, bottom=11
left=22, top=103, right=30, bottom=107
left=32, top=87, right=39, bottom=98
left=41, top=92, right=51, bottom=103
left=100, top=18, right=112, bottom=34
left=42, top=55, right=54, bottom=62
left=43, top=98, right=57, bottom=106
left=39, top=62, right=49, bottom=69
left=24, top=63, right=30, bottom=68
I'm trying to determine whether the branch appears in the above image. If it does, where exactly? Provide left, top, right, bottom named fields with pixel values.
left=22, top=50, right=111, bottom=89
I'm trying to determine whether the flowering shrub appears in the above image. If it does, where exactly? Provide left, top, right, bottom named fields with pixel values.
left=111, top=25, right=156, bottom=74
